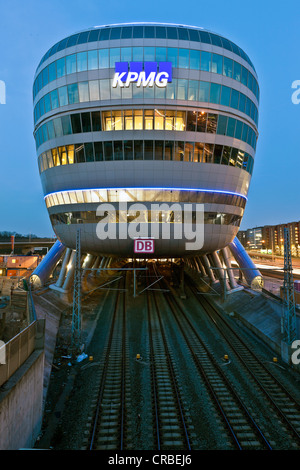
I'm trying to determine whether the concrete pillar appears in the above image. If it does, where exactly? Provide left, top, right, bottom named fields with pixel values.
left=96, top=257, right=106, bottom=276
left=192, top=257, right=200, bottom=272
left=62, top=251, right=76, bottom=291
left=91, top=257, right=100, bottom=277
left=201, top=255, right=216, bottom=283
left=196, top=257, right=207, bottom=277
left=81, top=254, right=94, bottom=279
left=55, top=248, right=71, bottom=288
left=31, top=241, right=66, bottom=288
left=220, top=247, right=239, bottom=289
left=211, top=251, right=230, bottom=288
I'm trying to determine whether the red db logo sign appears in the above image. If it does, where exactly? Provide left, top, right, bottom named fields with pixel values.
left=134, top=238, right=155, bottom=253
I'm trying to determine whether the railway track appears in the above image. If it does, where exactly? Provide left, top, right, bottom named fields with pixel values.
left=185, top=277, right=300, bottom=448
left=86, top=275, right=129, bottom=450
left=147, top=282, right=192, bottom=450
left=152, top=265, right=272, bottom=450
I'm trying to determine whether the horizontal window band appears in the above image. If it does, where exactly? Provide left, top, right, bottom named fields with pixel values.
left=34, top=45, right=258, bottom=102
left=50, top=209, right=242, bottom=227
left=44, top=187, right=248, bottom=210
left=34, top=108, right=257, bottom=151
left=33, top=78, right=259, bottom=127
left=38, top=141, right=254, bottom=175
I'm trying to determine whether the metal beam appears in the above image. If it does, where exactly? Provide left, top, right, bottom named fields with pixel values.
left=282, top=227, right=297, bottom=345
left=71, top=229, right=82, bottom=354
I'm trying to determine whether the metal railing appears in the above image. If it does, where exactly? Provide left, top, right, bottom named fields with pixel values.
left=0, top=321, right=37, bottom=387
left=0, top=283, right=44, bottom=388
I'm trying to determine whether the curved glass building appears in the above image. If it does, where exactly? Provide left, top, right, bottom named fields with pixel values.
left=33, top=22, right=259, bottom=258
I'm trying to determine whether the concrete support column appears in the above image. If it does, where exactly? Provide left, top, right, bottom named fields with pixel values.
left=196, top=257, right=207, bottom=276
left=201, top=255, right=216, bottom=282
left=62, top=251, right=76, bottom=291
left=91, top=257, right=100, bottom=277
left=191, top=257, right=199, bottom=272
left=55, top=248, right=71, bottom=288
left=81, top=254, right=94, bottom=280
left=220, top=247, right=239, bottom=289
left=96, top=257, right=106, bottom=276
left=211, top=251, right=230, bottom=290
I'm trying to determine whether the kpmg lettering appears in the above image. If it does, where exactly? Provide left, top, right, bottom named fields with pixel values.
left=112, top=62, right=172, bottom=88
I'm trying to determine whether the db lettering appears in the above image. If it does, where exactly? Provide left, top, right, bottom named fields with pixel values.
left=134, top=239, right=154, bottom=253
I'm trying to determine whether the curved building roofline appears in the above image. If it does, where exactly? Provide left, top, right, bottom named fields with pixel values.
left=35, top=22, right=256, bottom=75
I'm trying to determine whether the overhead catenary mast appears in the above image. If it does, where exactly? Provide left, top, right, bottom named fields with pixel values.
left=281, top=227, right=297, bottom=345
left=71, top=228, right=82, bottom=355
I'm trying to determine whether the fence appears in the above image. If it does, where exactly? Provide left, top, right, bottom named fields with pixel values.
left=0, top=321, right=39, bottom=387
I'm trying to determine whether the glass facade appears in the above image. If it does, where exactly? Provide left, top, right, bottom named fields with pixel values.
left=34, top=78, right=259, bottom=125
left=45, top=188, right=247, bottom=209
left=38, top=141, right=254, bottom=174
left=36, top=25, right=256, bottom=72
left=35, top=109, right=257, bottom=151
left=33, top=46, right=259, bottom=101
left=50, top=210, right=242, bottom=228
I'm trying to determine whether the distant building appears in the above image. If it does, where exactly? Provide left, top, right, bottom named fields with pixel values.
left=238, top=221, right=300, bottom=256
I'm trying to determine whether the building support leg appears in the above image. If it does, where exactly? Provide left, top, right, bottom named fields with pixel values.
left=211, top=251, right=231, bottom=301
left=201, top=255, right=217, bottom=283
left=55, top=248, right=71, bottom=288
left=62, top=251, right=76, bottom=291
left=220, top=246, right=242, bottom=291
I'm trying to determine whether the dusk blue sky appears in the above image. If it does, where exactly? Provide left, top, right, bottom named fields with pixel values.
left=0, top=0, right=299, bottom=237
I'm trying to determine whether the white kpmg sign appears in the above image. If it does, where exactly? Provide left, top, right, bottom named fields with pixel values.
left=113, top=61, right=172, bottom=88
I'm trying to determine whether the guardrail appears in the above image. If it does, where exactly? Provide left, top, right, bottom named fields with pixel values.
left=0, top=286, right=44, bottom=388
left=0, top=321, right=38, bottom=387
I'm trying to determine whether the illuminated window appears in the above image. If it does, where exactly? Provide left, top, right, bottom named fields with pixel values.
left=144, top=110, right=154, bottom=130
left=112, top=110, right=123, bottom=130
left=59, top=146, right=68, bottom=165
left=175, top=141, right=184, bottom=161
left=52, top=148, right=60, bottom=166
left=103, top=111, right=112, bottom=131
left=203, top=143, right=214, bottom=163
left=67, top=145, right=74, bottom=164
left=46, top=150, right=54, bottom=168
left=175, top=111, right=185, bottom=131
left=165, top=110, right=175, bottom=131
left=184, top=142, right=194, bottom=162
left=134, top=110, right=143, bottom=130
left=197, top=111, right=207, bottom=133
left=154, top=110, right=164, bottom=130
left=124, top=110, right=133, bottom=130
